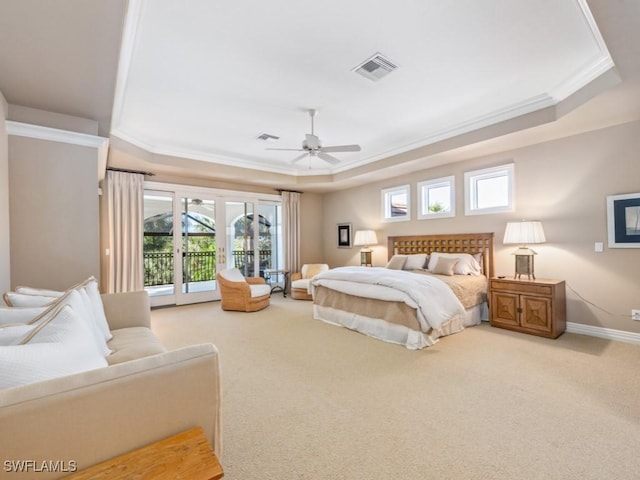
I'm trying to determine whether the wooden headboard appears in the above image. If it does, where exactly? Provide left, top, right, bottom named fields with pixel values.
left=387, top=232, right=495, bottom=278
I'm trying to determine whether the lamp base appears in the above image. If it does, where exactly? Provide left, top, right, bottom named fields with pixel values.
left=514, top=254, right=535, bottom=280
left=360, top=249, right=372, bottom=267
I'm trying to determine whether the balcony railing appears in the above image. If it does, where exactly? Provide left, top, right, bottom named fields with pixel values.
left=144, top=250, right=273, bottom=287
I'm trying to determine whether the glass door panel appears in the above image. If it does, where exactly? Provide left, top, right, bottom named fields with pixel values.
left=176, top=196, right=218, bottom=305
left=143, top=191, right=176, bottom=306
left=226, top=201, right=257, bottom=276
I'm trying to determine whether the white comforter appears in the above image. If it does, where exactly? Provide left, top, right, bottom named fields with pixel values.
left=311, top=266, right=466, bottom=334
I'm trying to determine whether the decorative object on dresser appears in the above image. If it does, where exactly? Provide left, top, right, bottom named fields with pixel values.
left=489, top=277, right=566, bottom=338
left=503, top=220, right=546, bottom=279
left=353, top=229, right=378, bottom=266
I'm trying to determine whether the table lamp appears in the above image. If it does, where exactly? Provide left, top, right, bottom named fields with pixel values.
left=353, top=230, right=378, bottom=267
left=503, top=220, right=546, bottom=280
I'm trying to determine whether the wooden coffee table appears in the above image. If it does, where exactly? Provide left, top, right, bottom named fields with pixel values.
left=62, top=427, right=223, bottom=479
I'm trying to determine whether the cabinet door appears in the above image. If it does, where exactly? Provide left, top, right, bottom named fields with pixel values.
left=491, top=291, right=520, bottom=327
left=520, top=295, right=552, bottom=333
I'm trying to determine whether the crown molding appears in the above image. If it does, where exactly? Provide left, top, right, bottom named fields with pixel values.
left=6, top=121, right=110, bottom=181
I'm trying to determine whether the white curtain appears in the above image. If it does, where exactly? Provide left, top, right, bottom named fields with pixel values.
left=105, top=170, right=144, bottom=293
left=282, top=191, right=301, bottom=274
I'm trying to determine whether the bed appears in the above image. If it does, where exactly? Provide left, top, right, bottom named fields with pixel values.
left=311, top=233, right=494, bottom=349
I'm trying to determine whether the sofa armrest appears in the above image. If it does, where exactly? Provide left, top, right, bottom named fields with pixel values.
left=101, top=291, right=151, bottom=330
left=0, top=344, right=221, bottom=479
left=245, top=277, right=266, bottom=285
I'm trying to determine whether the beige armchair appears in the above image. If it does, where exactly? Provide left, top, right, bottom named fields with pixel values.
left=291, top=264, right=329, bottom=300
left=217, top=268, right=271, bottom=312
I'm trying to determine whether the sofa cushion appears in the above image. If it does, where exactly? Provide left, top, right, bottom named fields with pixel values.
left=107, top=327, right=167, bottom=365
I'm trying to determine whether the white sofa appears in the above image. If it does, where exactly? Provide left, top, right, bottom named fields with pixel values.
left=0, top=290, right=221, bottom=479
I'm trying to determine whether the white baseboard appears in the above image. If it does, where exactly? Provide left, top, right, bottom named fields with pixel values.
left=566, top=322, right=640, bottom=345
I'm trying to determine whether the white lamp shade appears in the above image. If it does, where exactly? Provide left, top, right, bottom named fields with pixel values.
left=353, top=230, right=378, bottom=247
left=503, top=221, right=546, bottom=245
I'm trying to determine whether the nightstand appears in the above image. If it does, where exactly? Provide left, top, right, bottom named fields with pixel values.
left=489, top=277, right=566, bottom=339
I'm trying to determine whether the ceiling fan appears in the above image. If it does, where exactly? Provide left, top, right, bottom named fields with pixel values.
left=266, top=109, right=361, bottom=165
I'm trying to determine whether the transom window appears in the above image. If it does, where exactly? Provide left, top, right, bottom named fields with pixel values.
left=464, top=163, right=514, bottom=215
left=381, top=185, right=410, bottom=222
left=418, top=176, right=455, bottom=219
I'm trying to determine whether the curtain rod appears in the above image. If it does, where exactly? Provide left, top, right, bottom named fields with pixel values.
left=276, top=189, right=303, bottom=194
left=107, top=167, right=155, bottom=177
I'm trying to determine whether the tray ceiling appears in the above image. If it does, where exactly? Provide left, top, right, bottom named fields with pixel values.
left=110, top=0, right=614, bottom=177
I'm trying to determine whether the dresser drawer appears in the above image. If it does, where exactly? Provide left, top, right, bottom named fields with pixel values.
left=490, top=280, right=552, bottom=296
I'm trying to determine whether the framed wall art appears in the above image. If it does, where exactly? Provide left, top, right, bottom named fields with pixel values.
left=607, top=192, right=640, bottom=248
left=337, top=223, right=352, bottom=248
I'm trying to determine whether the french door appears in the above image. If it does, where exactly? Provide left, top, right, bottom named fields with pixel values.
left=143, top=185, right=282, bottom=307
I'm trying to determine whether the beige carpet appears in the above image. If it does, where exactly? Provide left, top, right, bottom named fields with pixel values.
left=151, top=296, right=640, bottom=480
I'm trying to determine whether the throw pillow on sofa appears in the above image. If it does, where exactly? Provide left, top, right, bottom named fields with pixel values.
left=0, top=304, right=109, bottom=389
left=3, top=277, right=113, bottom=356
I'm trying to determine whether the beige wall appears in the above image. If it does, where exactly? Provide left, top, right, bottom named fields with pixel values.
left=0, top=91, right=9, bottom=294
left=321, top=120, right=640, bottom=334
left=9, top=136, right=101, bottom=290
left=299, top=192, right=324, bottom=265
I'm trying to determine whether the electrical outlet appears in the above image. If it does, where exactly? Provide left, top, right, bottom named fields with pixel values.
left=632, top=310, right=640, bottom=321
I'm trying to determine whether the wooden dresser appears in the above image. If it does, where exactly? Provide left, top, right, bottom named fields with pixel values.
left=489, top=277, right=566, bottom=339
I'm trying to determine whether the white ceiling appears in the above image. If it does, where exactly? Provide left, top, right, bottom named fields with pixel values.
left=110, top=0, right=614, bottom=177
left=1, top=1, right=639, bottom=192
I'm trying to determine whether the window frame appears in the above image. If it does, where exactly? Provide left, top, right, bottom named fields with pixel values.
left=418, top=176, right=455, bottom=220
left=381, top=184, right=410, bottom=222
left=464, top=163, right=514, bottom=216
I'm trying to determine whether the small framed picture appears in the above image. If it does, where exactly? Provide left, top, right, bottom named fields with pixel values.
left=337, top=223, right=352, bottom=248
left=607, top=192, right=640, bottom=248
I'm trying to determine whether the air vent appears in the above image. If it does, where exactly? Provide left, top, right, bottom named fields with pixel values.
left=353, top=53, right=398, bottom=82
left=256, top=133, right=280, bottom=142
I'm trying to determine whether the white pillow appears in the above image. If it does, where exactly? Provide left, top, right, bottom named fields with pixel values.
left=84, top=279, right=112, bottom=342
left=15, top=286, right=64, bottom=297
left=427, top=252, right=482, bottom=276
left=403, top=254, right=429, bottom=270
left=61, top=289, right=112, bottom=357
left=5, top=277, right=113, bottom=350
left=0, top=306, right=48, bottom=326
left=3, top=292, right=58, bottom=307
left=0, top=305, right=108, bottom=389
left=0, top=324, right=37, bottom=346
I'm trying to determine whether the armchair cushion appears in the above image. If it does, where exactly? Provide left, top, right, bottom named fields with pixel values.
left=218, top=268, right=246, bottom=283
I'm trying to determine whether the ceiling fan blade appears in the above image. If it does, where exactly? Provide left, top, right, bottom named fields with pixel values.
left=317, top=152, right=341, bottom=165
left=290, top=152, right=309, bottom=164
left=319, top=144, right=361, bottom=153
left=266, top=147, right=306, bottom=151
